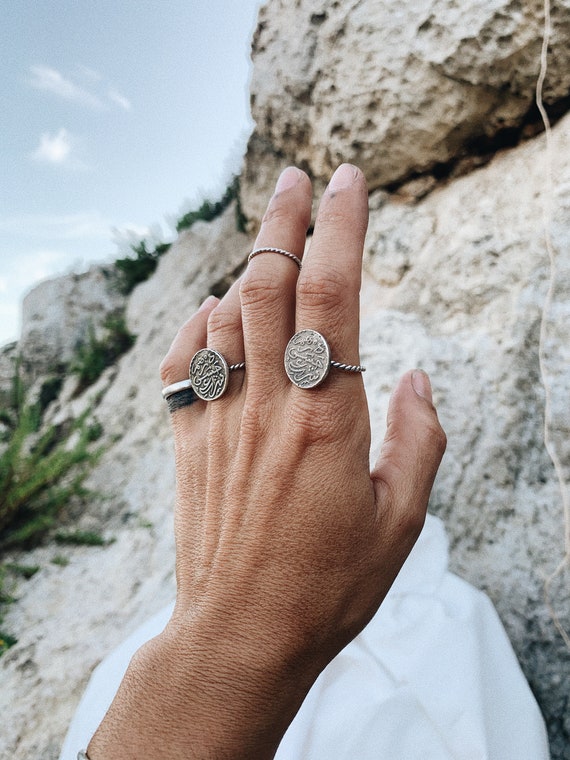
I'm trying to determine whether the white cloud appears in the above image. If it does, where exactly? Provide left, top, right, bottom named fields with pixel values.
left=108, top=88, right=132, bottom=111
left=28, top=64, right=133, bottom=112
left=29, top=64, right=104, bottom=109
left=77, top=65, right=103, bottom=83
left=31, top=127, right=73, bottom=165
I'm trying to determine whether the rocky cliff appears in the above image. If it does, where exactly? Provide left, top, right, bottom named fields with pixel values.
left=1, top=1, right=569, bottom=758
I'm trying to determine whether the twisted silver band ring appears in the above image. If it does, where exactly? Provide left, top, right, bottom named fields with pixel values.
left=284, top=330, right=365, bottom=389
left=248, top=246, right=302, bottom=271
left=330, top=361, right=366, bottom=372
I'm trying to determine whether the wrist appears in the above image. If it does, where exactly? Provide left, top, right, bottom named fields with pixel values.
left=87, top=609, right=317, bottom=760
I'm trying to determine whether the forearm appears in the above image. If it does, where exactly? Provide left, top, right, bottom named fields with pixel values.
left=87, top=619, right=317, bottom=760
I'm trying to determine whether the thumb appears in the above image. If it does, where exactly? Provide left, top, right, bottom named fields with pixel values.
left=371, top=370, right=447, bottom=543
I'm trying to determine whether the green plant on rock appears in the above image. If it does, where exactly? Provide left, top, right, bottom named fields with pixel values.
left=0, top=564, right=41, bottom=655
left=71, top=312, right=136, bottom=393
left=176, top=175, right=245, bottom=233
left=0, top=363, right=106, bottom=654
left=114, top=240, right=171, bottom=295
left=0, top=362, right=26, bottom=435
left=0, top=399, right=102, bottom=550
left=0, top=565, right=17, bottom=654
left=55, top=529, right=110, bottom=546
left=112, top=175, right=246, bottom=298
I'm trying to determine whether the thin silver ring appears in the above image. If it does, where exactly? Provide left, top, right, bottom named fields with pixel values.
left=248, top=247, right=302, bottom=271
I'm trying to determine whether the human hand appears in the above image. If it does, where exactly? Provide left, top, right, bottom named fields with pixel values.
left=88, top=164, right=446, bottom=759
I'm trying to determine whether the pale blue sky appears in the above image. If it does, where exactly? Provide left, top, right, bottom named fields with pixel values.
left=0, top=0, right=262, bottom=345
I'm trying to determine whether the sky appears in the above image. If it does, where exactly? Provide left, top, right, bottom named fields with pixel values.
left=0, top=0, right=262, bottom=346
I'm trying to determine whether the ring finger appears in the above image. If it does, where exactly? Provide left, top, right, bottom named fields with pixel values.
left=160, top=295, right=219, bottom=416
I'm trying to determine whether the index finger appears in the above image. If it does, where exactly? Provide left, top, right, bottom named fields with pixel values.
left=295, top=164, right=369, bottom=368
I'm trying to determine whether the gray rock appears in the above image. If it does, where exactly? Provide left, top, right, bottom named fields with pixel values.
left=0, top=341, right=18, bottom=399
left=18, top=266, right=125, bottom=377
left=361, top=112, right=570, bottom=758
left=241, top=0, right=570, bottom=224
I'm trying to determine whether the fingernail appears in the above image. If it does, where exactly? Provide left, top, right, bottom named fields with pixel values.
left=328, top=163, right=358, bottom=193
left=275, top=166, right=301, bottom=193
left=411, top=369, right=433, bottom=403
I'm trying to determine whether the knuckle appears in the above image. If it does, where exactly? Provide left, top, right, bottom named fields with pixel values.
left=297, top=269, right=348, bottom=313
left=287, top=392, right=350, bottom=445
left=159, top=353, right=181, bottom=385
left=380, top=479, right=427, bottom=545
left=238, top=397, right=272, bottom=443
left=239, top=270, right=283, bottom=309
left=399, top=503, right=427, bottom=543
left=261, top=200, right=294, bottom=228
left=260, top=191, right=311, bottom=229
left=206, top=304, right=238, bottom=341
left=423, top=418, right=447, bottom=459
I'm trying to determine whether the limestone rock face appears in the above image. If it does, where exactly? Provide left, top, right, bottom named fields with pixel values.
left=0, top=341, right=18, bottom=396
left=18, top=267, right=125, bottom=375
left=2, top=1, right=570, bottom=758
left=361, top=114, right=570, bottom=755
left=241, top=0, right=570, bottom=223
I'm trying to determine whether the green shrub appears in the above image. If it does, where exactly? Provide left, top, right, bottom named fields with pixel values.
left=112, top=176, right=246, bottom=297
left=0, top=363, right=26, bottom=434
left=0, top=402, right=102, bottom=550
left=4, top=563, right=39, bottom=579
left=0, top=575, right=17, bottom=653
left=176, top=175, right=244, bottom=232
left=71, top=313, right=136, bottom=393
left=0, top=368, right=66, bottom=444
left=51, top=554, right=70, bottom=566
left=114, top=240, right=171, bottom=295
left=0, top=630, right=17, bottom=655
left=0, top=564, right=40, bottom=655
left=54, top=530, right=110, bottom=546
left=0, top=368, right=107, bottom=654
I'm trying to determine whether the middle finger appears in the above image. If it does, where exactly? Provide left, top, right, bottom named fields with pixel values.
left=239, top=167, right=312, bottom=395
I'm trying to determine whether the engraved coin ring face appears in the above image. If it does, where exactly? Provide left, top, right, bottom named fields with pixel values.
left=284, top=329, right=366, bottom=389
left=284, top=329, right=332, bottom=389
left=189, top=348, right=230, bottom=401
